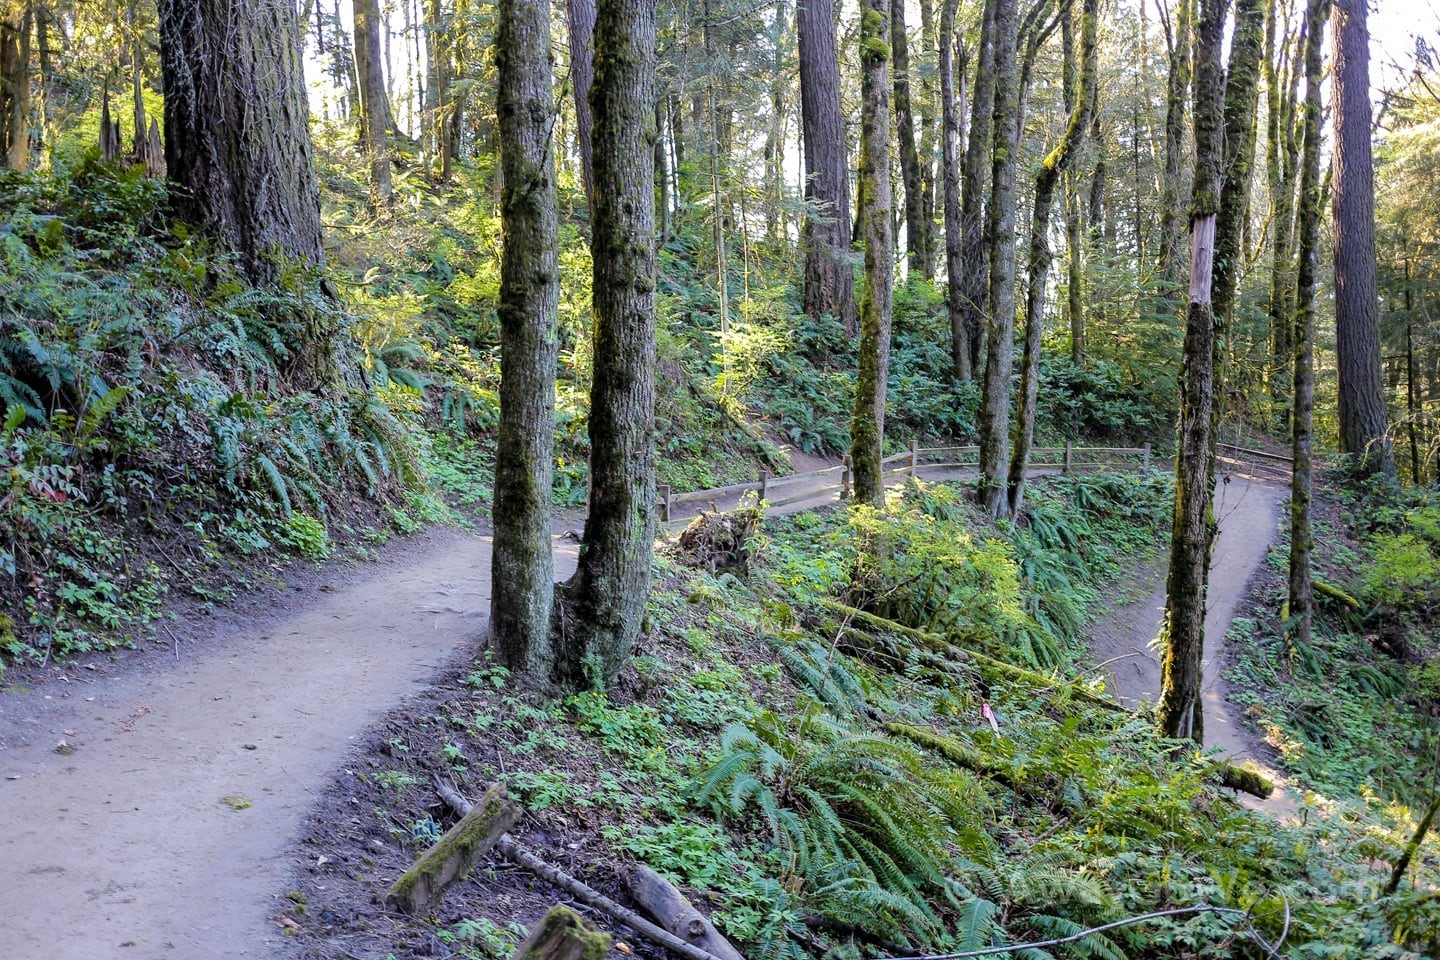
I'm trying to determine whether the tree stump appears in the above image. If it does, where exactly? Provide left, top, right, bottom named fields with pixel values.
left=512, top=906, right=611, bottom=960
left=673, top=507, right=760, bottom=574
left=385, top=783, right=519, bottom=913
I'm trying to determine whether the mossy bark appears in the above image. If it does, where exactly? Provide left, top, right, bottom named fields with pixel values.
left=1154, top=0, right=1194, bottom=306
left=975, top=0, right=1019, bottom=518
left=891, top=0, right=930, bottom=279
left=1288, top=0, right=1328, bottom=654
left=555, top=0, right=657, bottom=690
left=566, top=0, right=596, bottom=205
left=798, top=0, right=857, bottom=336
left=939, top=0, right=968, bottom=378
left=1, top=4, right=31, bottom=172
left=1331, top=0, right=1394, bottom=479
left=385, top=783, right=519, bottom=913
left=492, top=0, right=561, bottom=680
left=1265, top=0, right=1301, bottom=424
left=953, top=0, right=998, bottom=381
left=1008, top=0, right=1095, bottom=517
left=849, top=0, right=894, bottom=507
left=1158, top=0, right=1227, bottom=746
left=1211, top=0, right=1264, bottom=332
left=353, top=0, right=394, bottom=210
left=512, top=907, right=612, bottom=960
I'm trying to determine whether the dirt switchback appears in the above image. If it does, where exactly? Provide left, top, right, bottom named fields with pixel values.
left=0, top=529, right=577, bottom=960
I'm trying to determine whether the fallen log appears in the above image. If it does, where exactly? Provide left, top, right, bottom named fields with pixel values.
left=626, top=865, right=746, bottom=960
left=1208, top=762, right=1274, bottom=799
left=817, top=598, right=1124, bottom=711
left=512, top=906, right=611, bottom=960
left=435, top=781, right=736, bottom=960
left=386, top=782, right=519, bottom=913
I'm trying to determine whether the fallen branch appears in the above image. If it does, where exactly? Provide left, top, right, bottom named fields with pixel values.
left=1207, top=762, right=1274, bottom=799
left=1314, top=580, right=1361, bottom=610
left=387, top=782, right=518, bottom=913
left=626, top=865, right=746, bottom=960
left=435, top=781, right=737, bottom=960
left=885, top=722, right=1071, bottom=811
left=1384, top=791, right=1440, bottom=896
left=817, top=599, right=1124, bottom=712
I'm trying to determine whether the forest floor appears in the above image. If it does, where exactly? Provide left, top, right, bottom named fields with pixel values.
left=0, top=459, right=1288, bottom=960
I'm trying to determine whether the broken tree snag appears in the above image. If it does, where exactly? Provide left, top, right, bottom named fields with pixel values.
left=673, top=507, right=761, bottom=574
left=385, top=782, right=519, bottom=913
left=1207, top=761, right=1275, bottom=799
left=434, top=782, right=731, bottom=960
left=513, top=906, right=611, bottom=960
left=627, top=865, right=747, bottom=960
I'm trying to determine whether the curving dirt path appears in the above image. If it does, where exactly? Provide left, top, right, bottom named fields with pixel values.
left=0, top=529, right=577, bottom=960
left=1084, top=455, right=1296, bottom=812
left=0, top=458, right=1295, bottom=958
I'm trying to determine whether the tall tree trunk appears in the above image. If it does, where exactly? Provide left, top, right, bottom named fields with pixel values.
left=892, top=0, right=929, bottom=278
left=1155, top=0, right=1193, bottom=307
left=850, top=0, right=895, bottom=507
left=1288, top=0, right=1327, bottom=656
left=975, top=0, right=1020, bottom=518
left=704, top=0, right=730, bottom=388
left=941, top=0, right=969, bottom=378
left=1008, top=0, right=1095, bottom=518
left=764, top=0, right=790, bottom=245
left=1, top=2, right=31, bottom=171
left=555, top=0, right=657, bottom=690
left=955, top=0, right=998, bottom=380
left=798, top=0, right=857, bottom=335
left=1158, top=0, right=1228, bottom=746
left=492, top=0, right=560, bottom=680
left=917, top=0, right=939, bottom=275
left=159, top=0, right=327, bottom=280
left=425, top=0, right=455, bottom=180
left=354, top=0, right=394, bottom=209
left=1331, top=0, right=1394, bottom=478
left=1266, top=0, right=1300, bottom=426
left=567, top=0, right=596, bottom=204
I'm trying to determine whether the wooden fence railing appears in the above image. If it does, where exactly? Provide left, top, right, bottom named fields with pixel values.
left=657, top=441, right=1154, bottom=522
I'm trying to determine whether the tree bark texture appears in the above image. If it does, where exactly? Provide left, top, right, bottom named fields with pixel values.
left=567, top=0, right=596, bottom=204
left=1008, top=0, right=1094, bottom=518
left=1289, top=0, right=1327, bottom=655
left=975, top=0, right=1020, bottom=518
left=1159, top=0, right=1228, bottom=746
left=954, top=0, right=998, bottom=380
left=798, top=0, right=857, bottom=335
left=1, top=3, right=31, bottom=172
left=354, top=0, right=394, bottom=208
left=424, top=0, right=456, bottom=180
left=556, top=0, right=658, bottom=690
left=1155, top=0, right=1193, bottom=306
left=1266, top=0, right=1300, bottom=424
left=850, top=0, right=894, bottom=507
left=492, top=0, right=561, bottom=680
left=1212, top=0, right=1264, bottom=334
left=917, top=0, right=939, bottom=272
left=1331, top=0, right=1394, bottom=477
left=940, top=0, right=968, bottom=378
left=158, top=0, right=327, bottom=281
left=892, top=0, right=929, bottom=279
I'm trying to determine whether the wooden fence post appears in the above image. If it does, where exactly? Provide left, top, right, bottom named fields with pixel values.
left=1063, top=440, right=1072, bottom=475
left=659, top=484, right=671, bottom=522
left=841, top=455, right=852, bottom=500
left=909, top=439, right=919, bottom=477
left=759, top=470, right=771, bottom=502
left=1143, top=442, right=1151, bottom=470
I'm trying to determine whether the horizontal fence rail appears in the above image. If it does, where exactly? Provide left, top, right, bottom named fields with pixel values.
left=657, top=441, right=1155, bottom=522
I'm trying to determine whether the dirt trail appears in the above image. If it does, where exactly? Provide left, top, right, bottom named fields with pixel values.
left=1085, top=455, right=1297, bottom=813
left=0, top=458, right=1294, bottom=958
left=0, top=529, right=577, bottom=960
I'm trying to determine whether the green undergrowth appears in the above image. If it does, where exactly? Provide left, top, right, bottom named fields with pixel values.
left=1228, top=468, right=1440, bottom=810
left=314, top=473, right=1438, bottom=960
left=0, top=162, right=430, bottom=666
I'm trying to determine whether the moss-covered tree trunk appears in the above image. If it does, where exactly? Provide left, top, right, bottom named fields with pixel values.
left=954, top=0, right=998, bottom=381
left=354, top=0, right=394, bottom=210
left=1, top=3, right=32, bottom=172
left=1154, top=0, right=1193, bottom=307
left=1158, top=0, right=1228, bottom=746
left=798, top=0, right=857, bottom=336
left=891, top=0, right=929, bottom=279
left=1007, top=0, right=1094, bottom=518
left=916, top=0, right=939, bottom=272
left=850, top=0, right=895, bottom=508
left=940, top=0, right=968, bottom=378
left=975, top=0, right=1019, bottom=518
left=1331, top=0, right=1394, bottom=479
left=566, top=0, right=596, bottom=204
left=1265, top=0, right=1300, bottom=426
left=1212, top=0, right=1264, bottom=355
left=1289, top=0, right=1328, bottom=654
left=555, top=0, right=657, bottom=690
left=491, top=0, right=560, bottom=680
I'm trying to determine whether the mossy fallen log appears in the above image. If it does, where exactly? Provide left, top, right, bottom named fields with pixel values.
left=1207, top=762, right=1274, bottom=799
left=385, top=782, right=518, bottom=913
left=512, top=906, right=611, bottom=960
left=1315, top=579, right=1361, bottom=610
left=817, top=598, right=1124, bottom=712
left=884, top=721, right=1061, bottom=806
